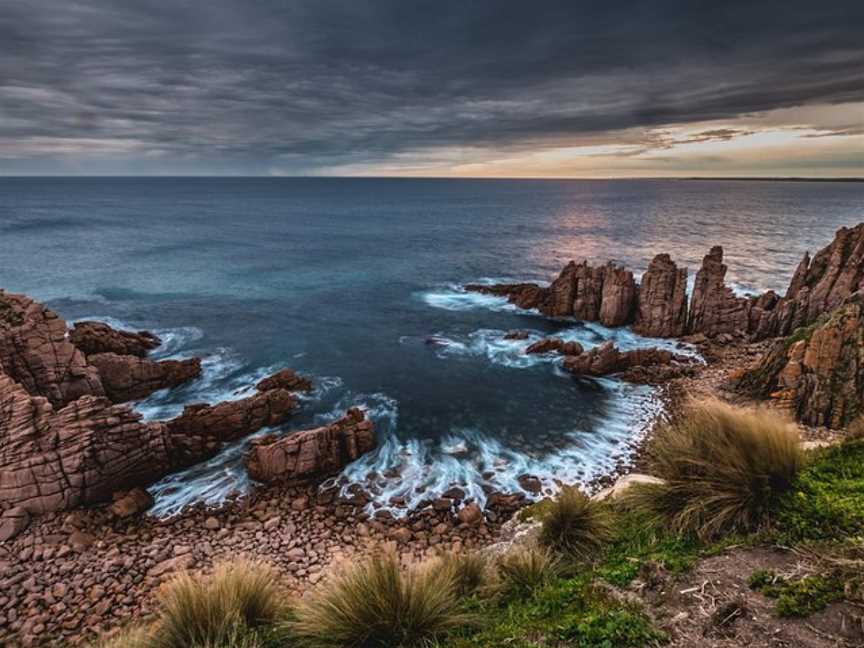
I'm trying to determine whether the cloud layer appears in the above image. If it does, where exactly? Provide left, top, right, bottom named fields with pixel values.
left=1, top=0, right=862, bottom=175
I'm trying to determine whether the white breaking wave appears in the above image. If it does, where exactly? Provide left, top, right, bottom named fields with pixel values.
left=336, top=381, right=662, bottom=516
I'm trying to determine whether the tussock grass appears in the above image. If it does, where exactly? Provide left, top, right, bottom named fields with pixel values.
left=289, top=551, right=467, bottom=647
left=495, top=546, right=560, bottom=600
left=436, top=551, right=494, bottom=598
left=623, top=399, right=802, bottom=540
left=88, top=625, right=154, bottom=648
left=153, top=560, right=284, bottom=648
left=538, top=487, right=613, bottom=559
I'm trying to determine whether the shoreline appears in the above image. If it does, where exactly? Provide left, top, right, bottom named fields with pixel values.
left=0, top=333, right=764, bottom=647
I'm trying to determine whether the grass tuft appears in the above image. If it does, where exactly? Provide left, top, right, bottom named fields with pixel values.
left=495, top=546, right=560, bottom=600
left=153, top=560, right=284, bottom=648
left=436, top=551, right=494, bottom=598
left=623, top=399, right=802, bottom=540
left=537, top=487, right=613, bottom=559
left=289, top=551, right=467, bottom=647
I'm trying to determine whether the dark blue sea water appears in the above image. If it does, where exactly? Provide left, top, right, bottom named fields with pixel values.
left=1, top=178, right=862, bottom=515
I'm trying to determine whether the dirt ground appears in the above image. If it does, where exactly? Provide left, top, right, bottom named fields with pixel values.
left=629, top=547, right=864, bottom=647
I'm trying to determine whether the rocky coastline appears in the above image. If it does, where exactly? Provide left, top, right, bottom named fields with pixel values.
left=2, top=223, right=864, bottom=646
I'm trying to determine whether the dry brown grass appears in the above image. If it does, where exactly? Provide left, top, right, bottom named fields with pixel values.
left=623, top=399, right=802, bottom=540
left=289, top=551, right=467, bottom=647
left=152, top=560, right=285, bottom=648
left=436, top=550, right=495, bottom=598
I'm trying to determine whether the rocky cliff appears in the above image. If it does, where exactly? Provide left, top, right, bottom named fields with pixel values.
left=466, top=224, right=864, bottom=342
left=736, top=296, right=864, bottom=428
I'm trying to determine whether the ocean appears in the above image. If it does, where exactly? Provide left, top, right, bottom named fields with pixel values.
left=2, top=177, right=862, bottom=515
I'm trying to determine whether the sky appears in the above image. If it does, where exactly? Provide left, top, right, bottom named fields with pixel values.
left=1, top=0, right=862, bottom=178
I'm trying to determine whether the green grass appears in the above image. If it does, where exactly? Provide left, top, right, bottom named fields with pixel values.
left=444, top=576, right=663, bottom=647
left=772, top=440, right=864, bottom=543
left=749, top=570, right=845, bottom=617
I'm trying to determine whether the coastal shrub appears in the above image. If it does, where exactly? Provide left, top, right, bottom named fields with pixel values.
left=153, top=560, right=285, bottom=648
left=623, top=399, right=802, bottom=540
left=773, top=439, right=864, bottom=542
left=748, top=570, right=844, bottom=617
left=495, top=546, right=560, bottom=600
left=437, top=550, right=494, bottom=598
left=289, top=551, right=467, bottom=647
left=537, top=486, right=613, bottom=559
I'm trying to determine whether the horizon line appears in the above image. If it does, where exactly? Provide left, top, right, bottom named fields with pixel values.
left=0, top=175, right=862, bottom=182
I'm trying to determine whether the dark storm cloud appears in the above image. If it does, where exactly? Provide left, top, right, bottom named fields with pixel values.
left=0, top=0, right=862, bottom=173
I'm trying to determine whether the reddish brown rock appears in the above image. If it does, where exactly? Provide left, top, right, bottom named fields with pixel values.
left=69, top=321, right=161, bottom=358
left=737, top=297, right=864, bottom=428
left=255, top=368, right=313, bottom=393
left=0, top=373, right=173, bottom=513
left=166, top=386, right=299, bottom=464
left=599, top=263, right=638, bottom=327
left=525, top=337, right=583, bottom=355
left=688, top=246, right=751, bottom=337
left=245, top=408, right=375, bottom=483
left=0, top=291, right=103, bottom=407
left=87, top=352, right=201, bottom=402
left=753, top=224, right=864, bottom=340
left=464, top=282, right=546, bottom=310
left=457, top=503, right=483, bottom=526
left=561, top=341, right=683, bottom=379
left=0, top=506, right=30, bottom=541
left=109, top=487, right=154, bottom=518
left=0, top=367, right=300, bottom=514
left=634, top=254, right=689, bottom=337
left=503, top=330, right=530, bottom=340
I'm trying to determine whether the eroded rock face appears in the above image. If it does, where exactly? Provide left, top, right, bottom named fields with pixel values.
left=753, top=224, right=864, bottom=340
left=0, top=365, right=303, bottom=514
left=87, top=352, right=201, bottom=403
left=634, top=254, right=689, bottom=337
left=737, top=297, right=864, bottom=428
left=688, top=246, right=751, bottom=337
left=69, top=321, right=161, bottom=358
left=245, top=407, right=375, bottom=483
left=0, top=373, right=173, bottom=514
left=0, top=291, right=104, bottom=407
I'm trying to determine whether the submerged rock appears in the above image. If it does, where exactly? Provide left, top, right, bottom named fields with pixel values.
left=245, top=407, right=375, bottom=483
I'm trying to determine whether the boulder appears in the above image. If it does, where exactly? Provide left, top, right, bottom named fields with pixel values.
left=634, top=254, right=689, bottom=337
left=0, top=506, right=30, bottom=542
left=0, top=291, right=104, bottom=407
left=245, top=407, right=375, bottom=483
left=464, top=282, right=546, bottom=310
left=525, top=337, right=584, bottom=355
left=69, top=321, right=161, bottom=358
left=503, top=330, right=530, bottom=340
left=87, top=352, right=201, bottom=402
left=562, top=341, right=684, bottom=379
left=109, top=487, right=154, bottom=518
left=255, top=368, right=313, bottom=393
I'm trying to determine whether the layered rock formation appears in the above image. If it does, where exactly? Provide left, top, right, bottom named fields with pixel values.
left=0, top=291, right=316, bottom=521
left=69, top=320, right=161, bottom=358
left=737, top=296, right=864, bottom=428
left=0, top=291, right=104, bottom=407
left=466, top=224, right=864, bottom=342
left=560, top=341, right=687, bottom=379
left=0, top=368, right=303, bottom=515
left=246, top=407, right=376, bottom=483
left=633, top=254, right=689, bottom=337
left=525, top=337, right=583, bottom=355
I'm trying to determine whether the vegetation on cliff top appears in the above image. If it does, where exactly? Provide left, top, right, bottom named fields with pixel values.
left=88, top=406, right=864, bottom=648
